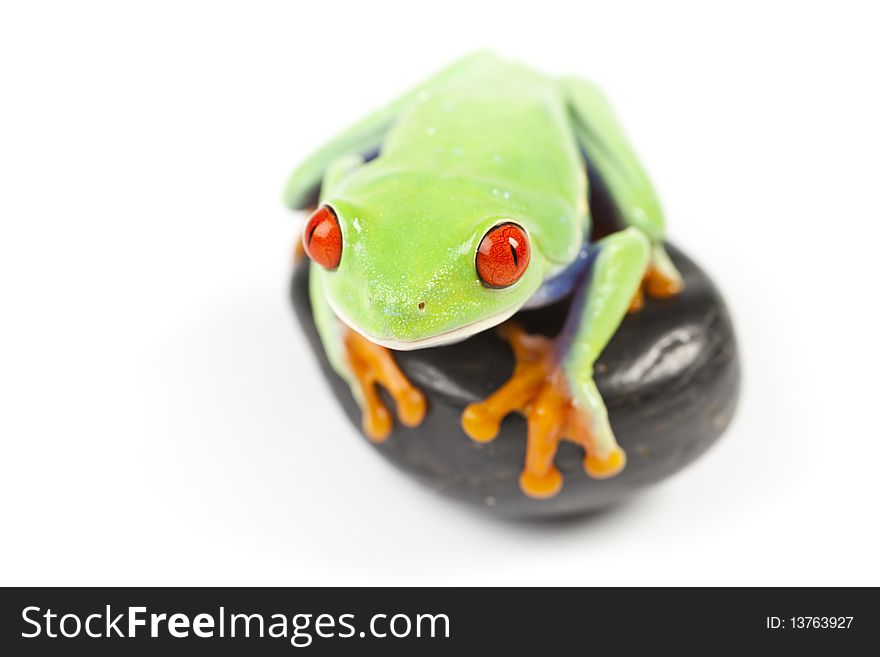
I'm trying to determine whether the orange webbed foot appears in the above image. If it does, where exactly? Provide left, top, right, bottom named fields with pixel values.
left=627, top=258, right=684, bottom=313
left=461, top=323, right=625, bottom=499
left=344, top=329, right=426, bottom=442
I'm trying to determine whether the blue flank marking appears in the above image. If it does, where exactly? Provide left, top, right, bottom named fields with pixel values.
left=523, top=239, right=596, bottom=309
left=522, top=236, right=602, bottom=361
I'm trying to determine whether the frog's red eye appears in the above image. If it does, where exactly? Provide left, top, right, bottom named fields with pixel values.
left=476, top=222, right=530, bottom=288
left=303, top=205, right=342, bottom=270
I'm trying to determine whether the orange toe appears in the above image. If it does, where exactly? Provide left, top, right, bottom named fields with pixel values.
left=462, top=403, right=502, bottom=443
left=645, top=264, right=683, bottom=299
left=584, top=446, right=627, bottom=479
left=520, top=467, right=563, bottom=499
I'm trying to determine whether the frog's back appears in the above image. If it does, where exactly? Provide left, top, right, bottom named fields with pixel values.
left=370, top=54, right=587, bottom=265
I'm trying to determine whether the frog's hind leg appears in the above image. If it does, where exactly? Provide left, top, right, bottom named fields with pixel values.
left=561, top=76, right=684, bottom=312
left=462, top=227, right=649, bottom=498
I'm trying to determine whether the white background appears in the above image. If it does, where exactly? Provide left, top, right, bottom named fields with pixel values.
left=1, top=1, right=878, bottom=586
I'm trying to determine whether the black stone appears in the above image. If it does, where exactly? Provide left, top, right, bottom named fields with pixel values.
left=290, top=242, right=739, bottom=518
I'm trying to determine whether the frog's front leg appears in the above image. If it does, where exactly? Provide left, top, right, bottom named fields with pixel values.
left=462, top=227, right=649, bottom=498
left=309, top=265, right=426, bottom=441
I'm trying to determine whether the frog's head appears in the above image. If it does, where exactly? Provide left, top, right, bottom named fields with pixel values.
left=302, top=172, right=549, bottom=350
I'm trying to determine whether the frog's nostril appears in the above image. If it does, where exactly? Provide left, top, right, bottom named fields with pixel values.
left=417, top=300, right=427, bottom=313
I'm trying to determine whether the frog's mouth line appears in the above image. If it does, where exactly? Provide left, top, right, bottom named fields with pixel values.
left=328, top=298, right=520, bottom=351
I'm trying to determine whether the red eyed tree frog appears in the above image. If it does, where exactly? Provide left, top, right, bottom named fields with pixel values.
left=286, top=52, right=683, bottom=499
